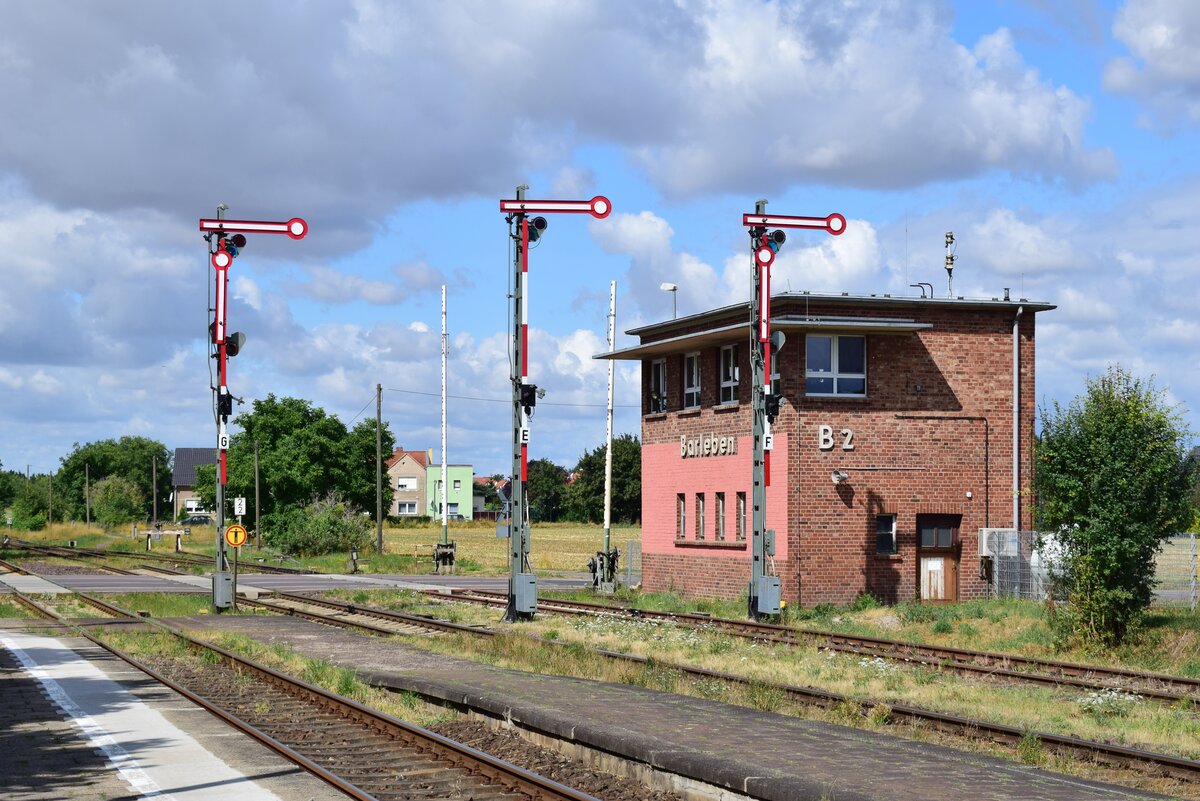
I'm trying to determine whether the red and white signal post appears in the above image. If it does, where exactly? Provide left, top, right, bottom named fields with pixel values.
left=200, top=206, right=308, bottom=611
left=498, top=187, right=611, bottom=621
left=742, top=201, right=845, bottom=620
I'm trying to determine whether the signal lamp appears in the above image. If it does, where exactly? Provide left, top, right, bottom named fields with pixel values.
left=764, top=229, right=786, bottom=253
left=527, top=216, right=548, bottom=243
left=226, top=331, right=246, bottom=358
left=765, top=393, right=782, bottom=423
left=223, top=233, right=248, bottom=257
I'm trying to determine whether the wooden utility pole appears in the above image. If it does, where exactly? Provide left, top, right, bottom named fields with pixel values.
left=152, top=456, right=158, bottom=526
left=48, top=472, right=53, bottom=525
left=376, top=383, right=383, bottom=555
left=254, top=441, right=261, bottom=548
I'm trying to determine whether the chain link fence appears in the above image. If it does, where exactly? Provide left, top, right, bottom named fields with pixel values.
left=623, top=539, right=642, bottom=588
left=1155, top=534, right=1198, bottom=611
left=982, top=528, right=1197, bottom=611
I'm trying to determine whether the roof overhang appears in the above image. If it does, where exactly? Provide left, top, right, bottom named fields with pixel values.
left=595, top=315, right=932, bottom=361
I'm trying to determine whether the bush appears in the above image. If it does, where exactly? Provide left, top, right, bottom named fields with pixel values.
left=262, top=494, right=372, bottom=557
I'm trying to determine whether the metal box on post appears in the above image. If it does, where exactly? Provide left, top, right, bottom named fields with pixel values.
left=754, top=576, right=781, bottom=616
left=212, top=572, right=233, bottom=609
left=513, top=572, right=537, bottom=614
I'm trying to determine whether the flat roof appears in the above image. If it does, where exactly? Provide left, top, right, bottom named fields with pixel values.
left=596, top=315, right=933, bottom=361
left=596, top=292, right=1054, bottom=361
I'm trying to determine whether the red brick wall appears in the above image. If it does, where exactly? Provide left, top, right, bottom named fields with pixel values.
left=639, top=298, right=1041, bottom=607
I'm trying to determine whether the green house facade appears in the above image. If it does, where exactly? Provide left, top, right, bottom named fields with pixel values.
left=426, top=464, right=474, bottom=520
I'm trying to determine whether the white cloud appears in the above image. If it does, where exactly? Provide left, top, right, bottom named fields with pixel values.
left=969, top=209, right=1078, bottom=275
left=1105, top=0, right=1200, bottom=127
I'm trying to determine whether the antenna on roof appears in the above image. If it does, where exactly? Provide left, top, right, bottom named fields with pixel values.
left=944, top=231, right=957, bottom=299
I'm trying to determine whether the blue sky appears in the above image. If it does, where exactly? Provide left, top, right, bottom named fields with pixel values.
left=0, top=0, right=1197, bottom=480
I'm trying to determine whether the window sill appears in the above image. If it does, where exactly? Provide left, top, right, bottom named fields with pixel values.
left=874, top=552, right=902, bottom=560
left=714, top=402, right=740, bottom=413
left=644, top=412, right=667, bottom=421
left=805, top=394, right=869, bottom=401
left=678, top=408, right=701, bottom=418
left=675, top=539, right=748, bottom=550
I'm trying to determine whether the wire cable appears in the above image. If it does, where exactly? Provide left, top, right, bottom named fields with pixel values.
left=346, top=394, right=377, bottom=426
left=383, top=387, right=637, bottom=408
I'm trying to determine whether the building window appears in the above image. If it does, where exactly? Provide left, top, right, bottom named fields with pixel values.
left=676, top=493, right=686, bottom=539
left=448, top=502, right=459, bottom=515
left=453, top=479, right=461, bottom=490
left=397, top=476, right=417, bottom=491
left=683, top=353, right=701, bottom=409
left=696, top=493, right=705, bottom=540
left=736, top=492, right=747, bottom=541
left=719, top=345, right=739, bottom=404
left=715, top=492, right=726, bottom=540
left=649, top=359, right=667, bottom=413
left=919, top=516, right=957, bottom=549
left=397, top=502, right=416, bottom=515
left=876, top=514, right=897, bottom=554
left=806, top=335, right=866, bottom=396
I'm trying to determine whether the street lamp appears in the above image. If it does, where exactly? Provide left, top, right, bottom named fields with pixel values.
left=659, top=282, right=678, bottom=319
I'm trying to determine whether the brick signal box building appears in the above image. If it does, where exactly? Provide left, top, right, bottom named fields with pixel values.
left=600, top=292, right=1054, bottom=606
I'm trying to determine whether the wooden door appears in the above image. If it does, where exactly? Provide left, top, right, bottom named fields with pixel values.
left=917, top=515, right=960, bottom=602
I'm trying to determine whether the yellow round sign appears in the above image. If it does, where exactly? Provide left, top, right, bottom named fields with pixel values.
left=224, top=524, right=248, bottom=548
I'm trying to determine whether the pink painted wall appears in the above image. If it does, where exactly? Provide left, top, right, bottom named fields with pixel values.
left=642, top=434, right=789, bottom=560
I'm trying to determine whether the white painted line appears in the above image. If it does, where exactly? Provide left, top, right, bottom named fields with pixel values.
left=2, top=632, right=284, bottom=800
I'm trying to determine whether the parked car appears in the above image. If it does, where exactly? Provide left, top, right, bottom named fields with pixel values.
left=181, top=515, right=212, bottom=526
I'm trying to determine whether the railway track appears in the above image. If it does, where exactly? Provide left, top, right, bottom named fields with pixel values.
left=6, top=538, right=316, bottom=575
left=251, top=590, right=1200, bottom=783
left=437, top=589, right=1200, bottom=704
left=1, top=574, right=602, bottom=801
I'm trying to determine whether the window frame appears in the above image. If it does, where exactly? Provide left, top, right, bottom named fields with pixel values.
left=396, top=476, right=418, bottom=491
left=715, top=492, right=726, bottom=540
left=719, top=344, right=739, bottom=404
left=696, top=493, right=706, bottom=540
left=676, top=493, right=686, bottom=539
left=649, top=359, right=667, bottom=413
left=736, top=492, right=747, bottom=541
left=397, top=502, right=417, bottom=515
left=805, top=334, right=867, bottom=397
left=876, top=513, right=897, bottom=554
left=683, top=352, right=701, bottom=409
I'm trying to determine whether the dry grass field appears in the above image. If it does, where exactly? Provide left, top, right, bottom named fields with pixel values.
left=381, top=520, right=640, bottom=574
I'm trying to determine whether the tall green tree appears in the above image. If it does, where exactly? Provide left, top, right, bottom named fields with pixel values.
left=10, top=473, right=51, bottom=530
left=196, top=395, right=393, bottom=529
left=92, top=477, right=144, bottom=528
left=526, top=458, right=568, bottom=522
left=565, top=434, right=641, bottom=523
left=1035, top=366, right=1197, bottom=646
left=56, top=438, right=171, bottom=522
left=0, top=461, right=14, bottom=511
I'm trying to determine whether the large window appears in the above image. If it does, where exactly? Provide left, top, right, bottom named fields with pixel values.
left=683, top=352, right=701, bottom=409
left=649, top=359, right=667, bottom=413
left=876, top=514, right=897, bottom=554
left=397, top=502, right=416, bottom=515
left=696, top=493, right=706, bottom=540
left=806, top=335, right=866, bottom=396
left=719, top=345, right=739, bottom=404
left=396, top=476, right=418, bottom=491
left=715, top=492, right=726, bottom=540
left=676, top=493, right=686, bottom=539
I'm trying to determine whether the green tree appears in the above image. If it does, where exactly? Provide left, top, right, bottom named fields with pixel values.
left=565, top=434, right=642, bottom=523
left=196, top=395, right=393, bottom=531
left=526, top=458, right=567, bottom=522
left=56, top=438, right=170, bottom=522
left=1035, top=366, right=1197, bottom=646
left=342, top=419, right=395, bottom=516
left=0, top=461, right=14, bottom=511
left=92, top=477, right=144, bottom=528
left=10, top=474, right=51, bottom=530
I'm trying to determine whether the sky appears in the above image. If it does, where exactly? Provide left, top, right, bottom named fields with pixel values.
left=1, top=0, right=1197, bottom=480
